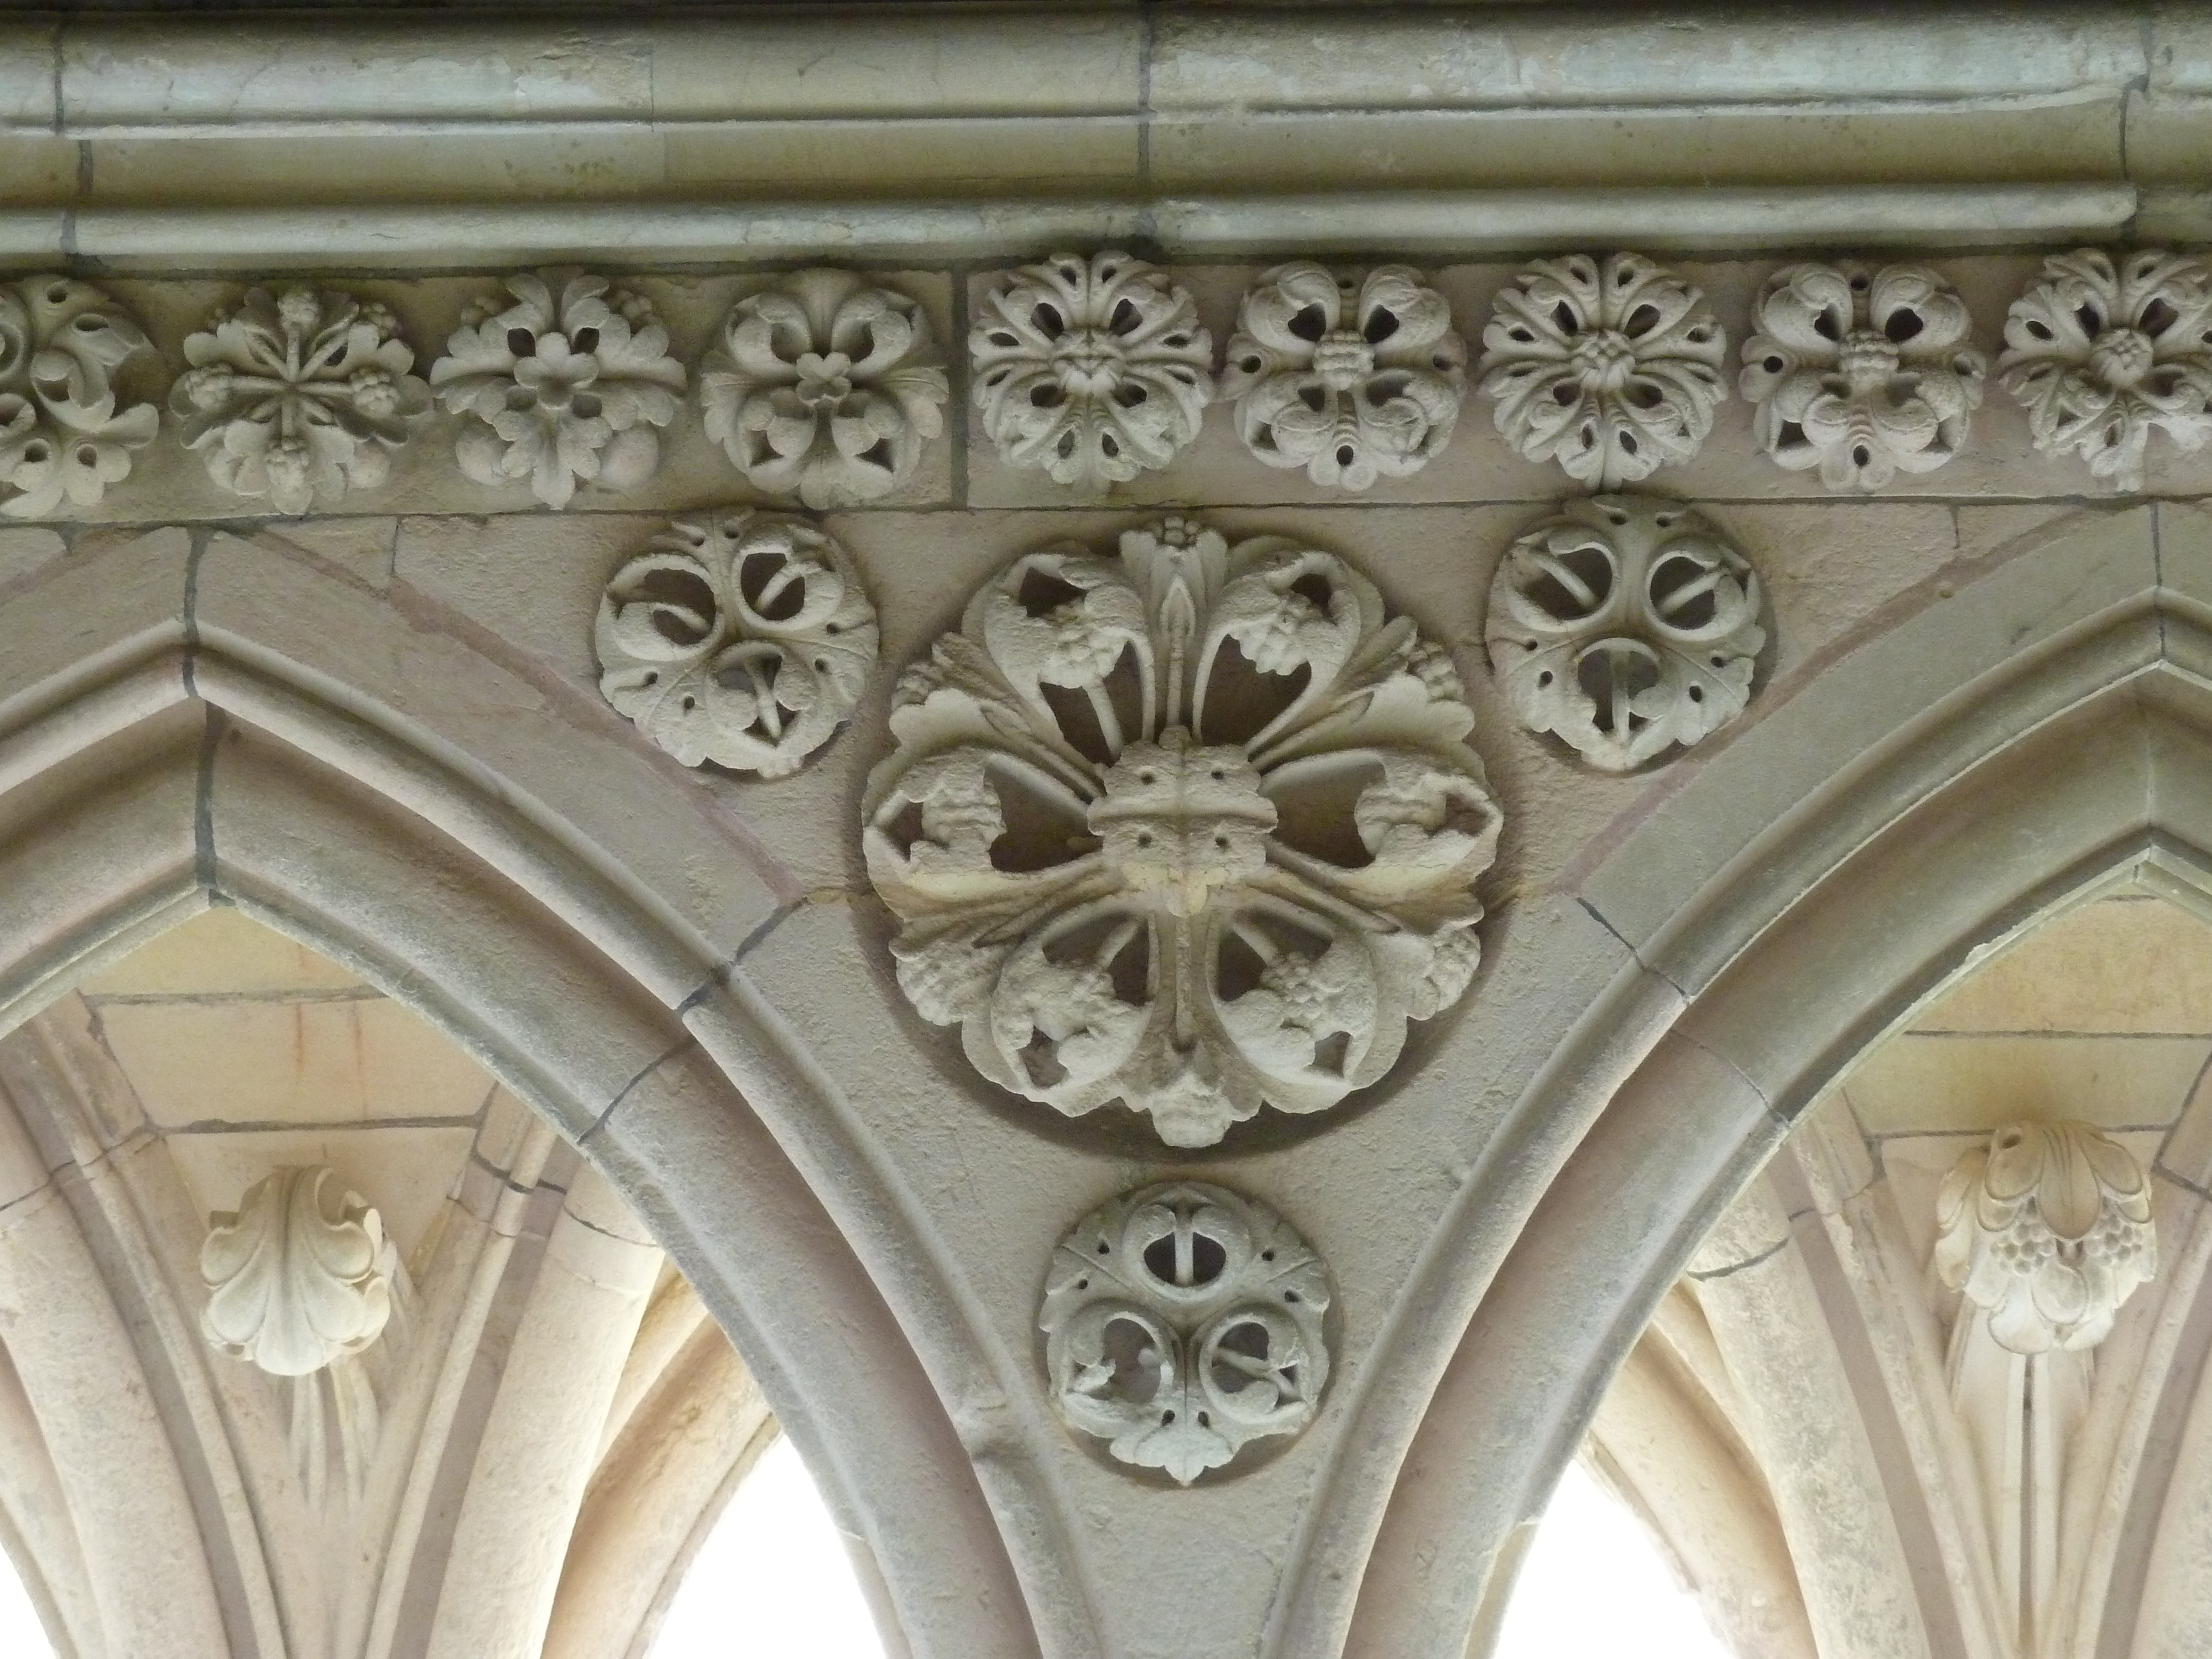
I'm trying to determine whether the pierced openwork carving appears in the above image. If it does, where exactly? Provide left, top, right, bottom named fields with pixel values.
left=1487, top=496, right=1764, bottom=773
left=1999, top=249, right=2212, bottom=492
left=701, top=269, right=948, bottom=508
left=1477, top=253, right=1727, bottom=487
left=0, top=276, right=158, bottom=518
left=201, top=1165, right=399, bottom=1376
left=1040, top=1180, right=1330, bottom=1485
left=173, top=286, right=429, bottom=514
left=1218, top=262, right=1467, bottom=491
left=1740, top=263, right=1987, bottom=491
left=1935, top=1120, right=2156, bottom=1355
left=596, top=509, right=878, bottom=776
left=970, top=252, right=1213, bottom=488
left=431, top=272, right=687, bottom=509
left=864, top=515, right=1500, bottom=1148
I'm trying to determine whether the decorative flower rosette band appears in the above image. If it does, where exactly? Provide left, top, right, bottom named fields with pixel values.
left=863, top=516, right=1500, bottom=1148
left=1040, top=1181, right=1331, bottom=1485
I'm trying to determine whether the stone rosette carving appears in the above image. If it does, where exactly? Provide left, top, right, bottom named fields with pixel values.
left=701, top=269, right=947, bottom=508
left=970, top=252, right=1213, bottom=488
left=0, top=276, right=159, bottom=518
left=201, top=1166, right=400, bottom=1378
left=1934, top=1120, right=2156, bottom=1354
left=596, top=509, right=878, bottom=777
left=863, top=515, right=1500, bottom=1148
left=431, top=272, right=686, bottom=509
left=173, top=286, right=429, bottom=514
left=1488, top=496, right=1764, bottom=773
left=1741, top=263, right=1987, bottom=491
left=1478, top=253, right=1727, bottom=487
left=1040, top=1180, right=1329, bottom=1485
left=1218, top=262, right=1467, bottom=491
left=1998, top=248, right=2212, bottom=492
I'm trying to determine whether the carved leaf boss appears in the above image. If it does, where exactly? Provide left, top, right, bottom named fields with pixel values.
left=1041, top=1180, right=1330, bottom=1485
left=864, top=515, right=1500, bottom=1148
left=201, top=1164, right=399, bottom=1376
left=0, top=276, right=158, bottom=518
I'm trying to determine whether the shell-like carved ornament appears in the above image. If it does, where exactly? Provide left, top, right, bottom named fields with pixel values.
left=1998, top=248, right=2212, bottom=492
left=201, top=1166, right=399, bottom=1378
left=1934, top=1120, right=2156, bottom=1354
left=1478, top=252, right=1727, bottom=487
left=864, top=515, right=1500, bottom=1148
left=1487, top=496, right=1764, bottom=773
left=1041, top=1180, right=1329, bottom=1485
left=970, top=252, right=1213, bottom=488
left=701, top=269, right=948, bottom=508
left=1741, top=263, right=1987, bottom=490
left=0, top=276, right=158, bottom=518
left=1219, top=262, right=1467, bottom=491
left=431, top=271, right=687, bottom=509
left=596, top=510, right=878, bottom=777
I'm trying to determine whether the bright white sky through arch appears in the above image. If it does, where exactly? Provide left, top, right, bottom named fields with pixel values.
left=0, top=1539, right=50, bottom=1658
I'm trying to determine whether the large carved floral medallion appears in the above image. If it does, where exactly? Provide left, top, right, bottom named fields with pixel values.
left=863, top=517, right=1500, bottom=1147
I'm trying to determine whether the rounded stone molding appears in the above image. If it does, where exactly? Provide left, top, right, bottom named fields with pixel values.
left=1040, top=1179, right=1331, bottom=1486
left=700, top=268, right=948, bottom=508
left=0, top=275, right=159, bottom=519
left=200, top=1165, right=399, bottom=1378
left=1999, top=248, right=2212, bottom=492
left=1741, top=262, right=1987, bottom=491
left=1218, top=261, right=1467, bottom=491
left=1486, top=495, right=1765, bottom=773
left=863, top=514, right=1500, bottom=1148
left=969, top=251, right=1214, bottom=489
left=594, top=508, right=878, bottom=778
left=430, top=270, right=687, bottom=509
left=172, top=285, right=429, bottom=514
left=1477, top=252, right=1727, bottom=488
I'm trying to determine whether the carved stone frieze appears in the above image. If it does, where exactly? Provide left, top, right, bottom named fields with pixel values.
left=1477, top=253, right=1727, bottom=487
left=1218, top=262, right=1467, bottom=491
left=201, top=1165, right=400, bottom=1378
left=596, top=509, right=878, bottom=776
left=431, top=272, right=686, bottom=509
left=970, top=252, right=1214, bottom=488
left=1040, top=1180, right=1330, bottom=1485
left=0, top=276, right=159, bottom=518
left=700, top=269, right=948, bottom=508
left=1741, top=263, right=1987, bottom=491
left=863, top=515, right=1500, bottom=1147
left=1487, top=496, right=1764, bottom=772
left=173, top=286, right=429, bottom=514
left=1999, top=248, right=2212, bottom=492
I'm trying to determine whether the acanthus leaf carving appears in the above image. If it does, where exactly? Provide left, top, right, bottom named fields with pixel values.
left=701, top=268, right=948, bottom=508
left=1741, top=262, right=1987, bottom=490
left=1040, top=1180, right=1330, bottom=1485
left=864, top=515, right=1500, bottom=1148
left=173, top=285, right=429, bottom=514
left=596, top=509, right=878, bottom=776
left=0, top=276, right=159, bottom=518
left=201, top=1165, right=399, bottom=1377
left=431, top=271, right=686, bottom=509
left=970, top=252, right=1213, bottom=488
left=1486, top=495, right=1764, bottom=772
left=1218, top=262, right=1467, bottom=491
left=1477, top=252, right=1727, bottom=488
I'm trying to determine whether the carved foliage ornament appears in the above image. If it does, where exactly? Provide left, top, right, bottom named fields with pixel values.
left=1934, top=1120, right=2156, bottom=1354
left=1219, top=262, right=1467, bottom=491
left=431, top=272, right=686, bottom=509
left=1488, top=496, right=1763, bottom=773
left=702, top=269, right=947, bottom=508
left=1478, top=253, right=1727, bottom=488
left=864, top=517, right=1500, bottom=1148
left=971, top=252, right=1213, bottom=488
left=596, top=510, right=878, bottom=776
left=1741, top=263, right=1987, bottom=491
left=0, top=277, right=158, bottom=518
left=1999, top=248, right=2212, bottom=492
left=173, top=286, right=429, bottom=514
left=1041, top=1181, right=1329, bottom=1485
left=201, top=1166, right=399, bottom=1378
